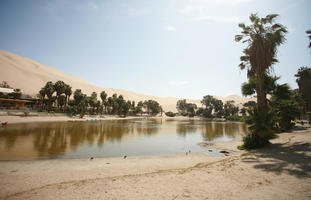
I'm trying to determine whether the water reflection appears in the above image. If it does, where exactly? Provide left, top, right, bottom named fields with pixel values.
left=176, top=120, right=198, bottom=136
left=0, top=119, right=247, bottom=160
left=200, top=122, right=247, bottom=141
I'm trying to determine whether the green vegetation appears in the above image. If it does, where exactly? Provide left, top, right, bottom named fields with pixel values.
left=175, top=96, right=241, bottom=120
left=12, top=89, right=22, bottom=99
left=37, top=81, right=162, bottom=118
left=0, top=81, right=12, bottom=88
left=201, top=95, right=221, bottom=118
left=143, top=100, right=162, bottom=116
left=236, top=14, right=310, bottom=149
left=200, top=96, right=239, bottom=119
left=235, top=13, right=287, bottom=111
left=295, top=67, right=311, bottom=119
left=236, top=13, right=288, bottom=149
left=176, top=99, right=197, bottom=117
left=165, top=111, right=176, bottom=117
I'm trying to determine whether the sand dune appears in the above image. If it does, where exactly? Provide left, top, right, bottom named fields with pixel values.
left=0, top=50, right=255, bottom=112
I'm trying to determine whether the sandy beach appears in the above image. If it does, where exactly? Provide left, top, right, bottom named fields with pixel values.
left=0, top=115, right=203, bottom=124
left=0, top=115, right=146, bottom=124
left=0, top=126, right=310, bottom=200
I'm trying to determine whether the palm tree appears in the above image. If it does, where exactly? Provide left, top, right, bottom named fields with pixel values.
left=54, top=81, right=66, bottom=108
left=64, top=84, right=72, bottom=108
left=107, top=97, right=113, bottom=114
left=38, top=88, right=46, bottom=110
left=58, top=95, right=67, bottom=111
left=137, top=101, right=144, bottom=116
left=100, top=91, right=107, bottom=113
left=89, top=92, right=98, bottom=114
left=39, top=88, right=46, bottom=99
left=270, top=84, right=300, bottom=130
left=235, top=13, right=287, bottom=110
left=73, top=89, right=84, bottom=105
left=43, top=81, right=55, bottom=111
left=116, top=95, right=125, bottom=116
left=295, top=67, right=311, bottom=115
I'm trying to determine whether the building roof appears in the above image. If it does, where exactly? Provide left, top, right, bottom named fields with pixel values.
left=0, top=87, right=14, bottom=93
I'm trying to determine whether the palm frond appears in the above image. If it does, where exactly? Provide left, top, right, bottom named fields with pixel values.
left=238, top=23, right=246, bottom=28
left=249, top=13, right=258, bottom=23
left=265, top=14, right=279, bottom=23
left=235, top=35, right=243, bottom=42
left=240, top=56, right=249, bottom=62
left=239, top=63, right=246, bottom=70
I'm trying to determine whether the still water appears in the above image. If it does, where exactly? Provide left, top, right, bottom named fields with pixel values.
left=0, top=119, right=248, bottom=160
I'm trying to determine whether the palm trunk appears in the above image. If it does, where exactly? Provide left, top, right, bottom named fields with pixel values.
left=255, top=71, right=267, bottom=110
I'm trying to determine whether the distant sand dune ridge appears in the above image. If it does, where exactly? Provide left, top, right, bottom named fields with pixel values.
left=0, top=50, right=255, bottom=112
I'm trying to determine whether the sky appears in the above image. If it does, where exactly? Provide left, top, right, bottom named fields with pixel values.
left=0, top=0, right=310, bottom=99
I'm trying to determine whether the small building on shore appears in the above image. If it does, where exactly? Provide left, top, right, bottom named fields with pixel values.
left=0, top=98, right=32, bottom=110
left=0, top=87, right=37, bottom=110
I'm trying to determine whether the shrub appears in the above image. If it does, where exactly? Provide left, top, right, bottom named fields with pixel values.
left=189, top=113, right=195, bottom=118
left=239, top=108, right=278, bottom=149
left=226, top=115, right=246, bottom=122
left=165, top=111, right=176, bottom=117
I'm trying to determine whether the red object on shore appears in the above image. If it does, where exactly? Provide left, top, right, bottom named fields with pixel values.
left=1, top=121, right=8, bottom=127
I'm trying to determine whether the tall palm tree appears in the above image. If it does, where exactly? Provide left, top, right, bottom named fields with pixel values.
left=54, top=81, right=66, bottom=108
left=38, top=88, right=46, bottom=110
left=73, top=89, right=84, bottom=105
left=43, top=81, right=55, bottom=111
left=89, top=92, right=98, bottom=114
left=295, top=67, right=311, bottom=113
left=235, top=13, right=287, bottom=110
left=64, top=84, right=72, bottom=107
left=39, top=88, right=46, bottom=99
left=107, top=97, right=113, bottom=114
left=100, top=91, right=107, bottom=113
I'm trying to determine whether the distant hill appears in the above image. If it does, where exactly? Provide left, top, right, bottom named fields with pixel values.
left=0, top=50, right=255, bottom=112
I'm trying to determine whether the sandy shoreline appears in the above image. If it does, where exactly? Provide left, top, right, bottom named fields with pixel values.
left=0, top=115, right=166, bottom=124
left=0, top=115, right=217, bottom=124
left=0, top=127, right=310, bottom=199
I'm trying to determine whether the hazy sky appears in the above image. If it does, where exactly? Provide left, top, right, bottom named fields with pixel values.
left=1, top=0, right=310, bottom=99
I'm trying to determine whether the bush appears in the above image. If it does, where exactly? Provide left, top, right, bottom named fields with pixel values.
left=165, top=111, right=176, bottom=117
left=24, top=111, right=30, bottom=117
left=239, top=131, right=278, bottom=150
left=239, top=108, right=278, bottom=149
left=226, top=115, right=246, bottom=122
left=241, top=133, right=261, bottom=149
left=189, top=113, right=195, bottom=118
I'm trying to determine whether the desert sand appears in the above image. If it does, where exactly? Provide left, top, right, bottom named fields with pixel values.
left=0, top=50, right=255, bottom=112
left=0, top=127, right=310, bottom=200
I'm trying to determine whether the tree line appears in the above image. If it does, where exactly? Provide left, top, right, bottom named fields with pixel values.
left=175, top=97, right=243, bottom=120
left=37, top=80, right=162, bottom=118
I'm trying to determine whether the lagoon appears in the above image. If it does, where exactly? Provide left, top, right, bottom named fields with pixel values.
left=0, top=119, right=248, bottom=160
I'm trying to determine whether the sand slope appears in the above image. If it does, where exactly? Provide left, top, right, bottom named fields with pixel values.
left=0, top=50, right=255, bottom=112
